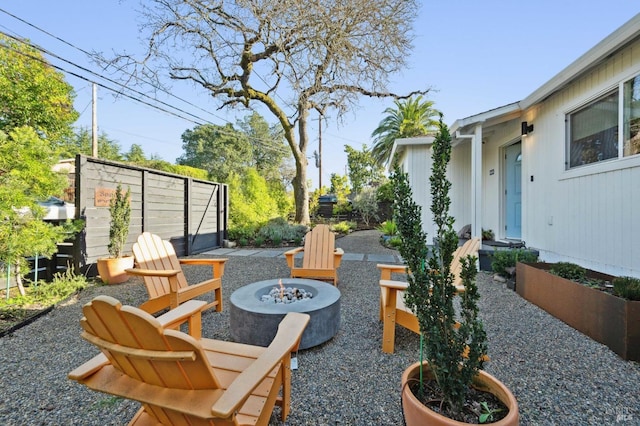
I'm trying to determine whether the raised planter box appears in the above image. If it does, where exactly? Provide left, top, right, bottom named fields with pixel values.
left=516, top=262, right=640, bottom=361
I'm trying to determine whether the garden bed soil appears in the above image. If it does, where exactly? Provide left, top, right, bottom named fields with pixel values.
left=516, top=262, right=640, bottom=361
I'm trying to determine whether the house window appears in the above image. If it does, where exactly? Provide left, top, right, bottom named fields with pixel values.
left=623, top=75, right=640, bottom=156
left=567, top=91, right=619, bottom=169
left=567, top=74, right=640, bottom=170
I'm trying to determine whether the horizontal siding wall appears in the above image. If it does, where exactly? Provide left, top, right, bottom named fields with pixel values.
left=522, top=38, right=640, bottom=277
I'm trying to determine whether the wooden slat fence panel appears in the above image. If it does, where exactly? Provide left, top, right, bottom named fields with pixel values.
left=69, top=155, right=227, bottom=277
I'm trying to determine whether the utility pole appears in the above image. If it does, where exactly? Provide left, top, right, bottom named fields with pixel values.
left=92, top=83, right=98, bottom=157
left=318, top=110, right=323, bottom=190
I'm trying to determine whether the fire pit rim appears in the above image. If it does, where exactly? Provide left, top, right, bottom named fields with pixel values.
left=230, top=278, right=340, bottom=314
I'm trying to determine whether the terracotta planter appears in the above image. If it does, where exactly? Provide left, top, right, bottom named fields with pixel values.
left=401, top=361, right=519, bottom=426
left=96, top=255, right=135, bottom=284
left=516, top=262, right=640, bottom=361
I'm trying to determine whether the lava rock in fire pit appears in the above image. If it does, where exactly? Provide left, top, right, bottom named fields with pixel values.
left=261, top=286, right=313, bottom=304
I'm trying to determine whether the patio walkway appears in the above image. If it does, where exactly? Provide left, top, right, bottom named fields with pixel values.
left=204, top=247, right=401, bottom=263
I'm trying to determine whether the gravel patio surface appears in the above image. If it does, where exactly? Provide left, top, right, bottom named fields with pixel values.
left=0, top=230, right=639, bottom=425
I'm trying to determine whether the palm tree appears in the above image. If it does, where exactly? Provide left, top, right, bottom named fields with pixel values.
left=370, top=95, right=440, bottom=166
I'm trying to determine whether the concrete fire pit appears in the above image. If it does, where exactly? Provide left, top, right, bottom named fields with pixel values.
left=229, top=278, right=341, bottom=350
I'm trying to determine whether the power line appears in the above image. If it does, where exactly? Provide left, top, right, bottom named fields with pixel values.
left=0, top=10, right=297, bottom=155
left=0, top=30, right=215, bottom=125
left=0, top=7, right=227, bottom=124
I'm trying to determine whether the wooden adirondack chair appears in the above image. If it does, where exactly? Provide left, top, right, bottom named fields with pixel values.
left=68, top=295, right=310, bottom=426
left=126, top=232, right=227, bottom=315
left=284, top=225, right=344, bottom=286
left=376, top=237, right=481, bottom=353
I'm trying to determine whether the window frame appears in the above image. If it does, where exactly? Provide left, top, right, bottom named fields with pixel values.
left=565, top=72, right=640, bottom=171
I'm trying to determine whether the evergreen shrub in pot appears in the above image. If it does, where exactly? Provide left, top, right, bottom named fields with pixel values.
left=97, top=184, right=134, bottom=284
left=393, top=118, right=518, bottom=425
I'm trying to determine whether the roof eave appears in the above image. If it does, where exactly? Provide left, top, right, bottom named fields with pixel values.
left=521, top=13, right=640, bottom=109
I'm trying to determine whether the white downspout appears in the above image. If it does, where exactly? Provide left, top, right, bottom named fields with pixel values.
left=455, top=125, right=483, bottom=241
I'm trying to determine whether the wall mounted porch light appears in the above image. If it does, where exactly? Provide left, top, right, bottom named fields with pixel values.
left=521, top=121, right=534, bottom=136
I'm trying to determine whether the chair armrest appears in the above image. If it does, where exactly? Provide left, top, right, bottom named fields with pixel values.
left=156, top=300, right=207, bottom=335
left=379, top=279, right=409, bottom=291
left=125, top=268, right=181, bottom=278
left=208, top=312, right=310, bottom=418
left=284, top=247, right=304, bottom=267
left=333, top=248, right=344, bottom=268
left=179, top=258, right=227, bottom=278
left=68, top=353, right=109, bottom=381
left=377, top=264, right=408, bottom=280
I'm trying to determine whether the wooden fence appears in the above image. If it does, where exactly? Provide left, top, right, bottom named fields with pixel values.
left=70, top=155, right=228, bottom=278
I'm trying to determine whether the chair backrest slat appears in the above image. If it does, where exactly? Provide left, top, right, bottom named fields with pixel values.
left=302, top=225, right=335, bottom=270
left=132, top=232, right=189, bottom=298
left=80, top=296, right=221, bottom=391
left=451, top=238, right=481, bottom=287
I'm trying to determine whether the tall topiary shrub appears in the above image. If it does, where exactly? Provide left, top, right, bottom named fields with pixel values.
left=393, top=117, right=487, bottom=418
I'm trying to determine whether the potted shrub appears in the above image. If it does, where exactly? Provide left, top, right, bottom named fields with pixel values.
left=392, top=119, right=518, bottom=425
left=516, top=261, right=640, bottom=361
left=96, top=184, right=134, bottom=284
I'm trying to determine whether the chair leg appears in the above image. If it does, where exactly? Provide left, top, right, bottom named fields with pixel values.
left=215, top=286, right=223, bottom=312
left=280, top=356, right=292, bottom=421
left=382, top=291, right=398, bottom=354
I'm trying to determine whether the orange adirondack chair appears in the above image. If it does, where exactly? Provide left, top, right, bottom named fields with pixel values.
left=284, top=225, right=344, bottom=286
left=68, top=295, right=310, bottom=426
left=376, top=237, right=481, bottom=353
left=126, top=232, right=227, bottom=315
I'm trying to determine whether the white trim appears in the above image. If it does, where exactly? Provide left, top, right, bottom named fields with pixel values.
left=559, top=152, right=640, bottom=181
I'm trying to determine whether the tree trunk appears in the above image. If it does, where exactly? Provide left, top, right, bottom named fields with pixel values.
left=294, top=106, right=311, bottom=224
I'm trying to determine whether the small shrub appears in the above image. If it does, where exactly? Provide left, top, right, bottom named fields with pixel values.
left=271, top=235, right=282, bottom=246
left=613, top=276, right=640, bottom=301
left=0, top=269, right=87, bottom=309
left=253, top=236, right=265, bottom=247
left=491, top=249, right=539, bottom=276
left=293, top=236, right=303, bottom=246
left=482, top=228, right=494, bottom=241
left=388, top=236, right=402, bottom=248
left=377, top=220, right=398, bottom=236
left=228, top=224, right=258, bottom=242
left=550, top=262, right=587, bottom=281
left=352, top=187, right=379, bottom=227
left=238, top=238, right=248, bottom=247
left=257, top=217, right=308, bottom=243
left=331, top=221, right=356, bottom=234
left=332, top=202, right=353, bottom=215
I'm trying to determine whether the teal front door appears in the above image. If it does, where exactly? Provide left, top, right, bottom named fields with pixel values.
left=505, top=142, right=522, bottom=239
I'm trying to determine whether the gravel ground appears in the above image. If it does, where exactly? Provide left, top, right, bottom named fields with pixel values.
left=0, top=230, right=639, bottom=425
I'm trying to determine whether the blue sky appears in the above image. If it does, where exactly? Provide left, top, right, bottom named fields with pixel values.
left=2, top=1, right=639, bottom=188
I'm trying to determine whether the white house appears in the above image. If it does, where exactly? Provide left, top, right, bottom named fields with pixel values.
left=392, top=13, right=640, bottom=278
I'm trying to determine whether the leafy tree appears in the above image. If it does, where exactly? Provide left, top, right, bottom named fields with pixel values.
left=0, top=127, right=82, bottom=291
left=329, top=173, right=351, bottom=214
left=352, top=187, right=379, bottom=227
left=59, top=127, right=124, bottom=161
left=140, top=160, right=210, bottom=180
left=177, top=123, right=251, bottom=182
left=371, top=95, right=440, bottom=166
left=345, top=144, right=385, bottom=194
left=124, top=144, right=147, bottom=162
left=236, top=112, right=293, bottom=186
left=227, top=168, right=280, bottom=230
left=105, top=0, right=427, bottom=224
left=0, top=34, right=78, bottom=144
